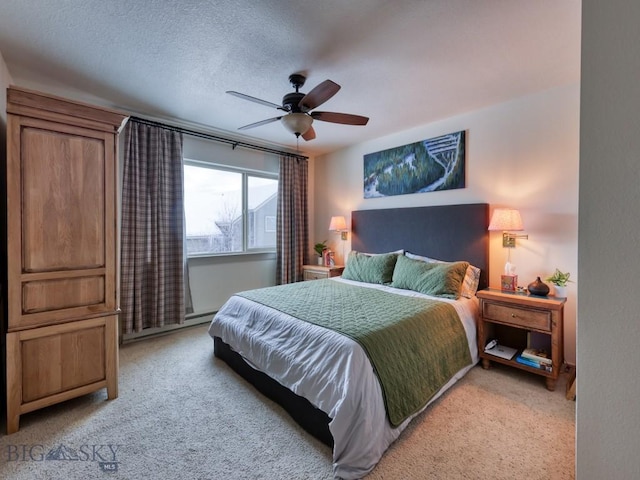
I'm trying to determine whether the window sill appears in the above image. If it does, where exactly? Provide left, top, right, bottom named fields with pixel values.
left=187, top=250, right=276, bottom=261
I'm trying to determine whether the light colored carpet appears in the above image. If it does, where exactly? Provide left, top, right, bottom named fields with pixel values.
left=0, top=324, right=575, bottom=479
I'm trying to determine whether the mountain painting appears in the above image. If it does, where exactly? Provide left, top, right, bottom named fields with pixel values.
left=363, top=131, right=465, bottom=198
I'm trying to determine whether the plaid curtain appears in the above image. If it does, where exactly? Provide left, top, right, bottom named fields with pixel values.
left=120, top=120, right=187, bottom=333
left=276, top=155, right=309, bottom=284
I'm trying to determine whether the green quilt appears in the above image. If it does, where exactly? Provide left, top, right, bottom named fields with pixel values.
left=237, top=279, right=472, bottom=427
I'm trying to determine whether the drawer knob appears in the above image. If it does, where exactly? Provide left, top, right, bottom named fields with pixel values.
left=511, top=313, right=517, bottom=318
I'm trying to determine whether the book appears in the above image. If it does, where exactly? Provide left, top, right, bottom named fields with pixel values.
left=521, top=347, right=552, bottom=365
left=484, top=343, right=517, bottom=360
left=515, top=354, right=552, bottom=372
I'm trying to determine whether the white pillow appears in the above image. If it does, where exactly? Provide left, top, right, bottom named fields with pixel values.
left=404, top=252, right=437, bottom=263
left=404, top=251, right=481, bottom=298
left=361, top=249, right=405, bottom=256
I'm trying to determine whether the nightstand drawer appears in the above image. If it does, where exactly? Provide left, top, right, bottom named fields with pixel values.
left=304, top=270, right=327, bottom=280
left=482, top=302, right=551, bottom=331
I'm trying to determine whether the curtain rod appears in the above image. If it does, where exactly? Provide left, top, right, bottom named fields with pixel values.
left=129, top=116, right=308, bottom=161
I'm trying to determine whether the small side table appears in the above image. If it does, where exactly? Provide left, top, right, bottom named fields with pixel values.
left=476, top=288, right=566, bottom=391
left=302, top=265, right=345, bottom=281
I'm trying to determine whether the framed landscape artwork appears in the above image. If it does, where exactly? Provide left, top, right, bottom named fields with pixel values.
left=363, top=130, right=466, bottom=198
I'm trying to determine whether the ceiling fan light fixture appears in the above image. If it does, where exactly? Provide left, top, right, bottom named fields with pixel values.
left=281, top=113, right=313, bottom=137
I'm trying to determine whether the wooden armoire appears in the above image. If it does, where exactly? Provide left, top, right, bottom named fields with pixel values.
left=4, top=86, right=128, bottom=433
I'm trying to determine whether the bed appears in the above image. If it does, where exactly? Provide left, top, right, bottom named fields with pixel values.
left=209, top=203, right=489, bottom=479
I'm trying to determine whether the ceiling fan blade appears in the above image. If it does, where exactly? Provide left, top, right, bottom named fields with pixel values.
left=311, top=111, right=369, bottom=126
left=238, top=116, right=282, bottom=130
left=301, top=126, right=316, bottom=141
left=227, top=91, right=283, bottom=110
left=299, top=80, right=340, bottom=111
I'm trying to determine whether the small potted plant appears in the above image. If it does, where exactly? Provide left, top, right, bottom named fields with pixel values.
left=545, top=268, right=573, bottom=298
left=314, top=241, right=327, bottom=265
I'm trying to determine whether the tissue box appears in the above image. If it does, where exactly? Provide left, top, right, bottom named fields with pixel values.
left=500, top=274, right=518, bottom=292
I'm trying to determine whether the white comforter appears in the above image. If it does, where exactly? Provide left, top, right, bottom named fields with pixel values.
left=208, top=277, right=479, bottom=479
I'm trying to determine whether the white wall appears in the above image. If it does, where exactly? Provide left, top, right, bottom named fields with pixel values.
left=1, top=49, right=14, bottom=273
left=0, top=49, right=13, bottom=138
left=578, top=1, right=640, bottom=478
left=1, top=47, right=13, bottom=284
left=312, top=84, right=580, bottom=364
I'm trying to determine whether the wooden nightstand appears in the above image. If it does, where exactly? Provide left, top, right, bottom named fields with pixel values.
left=476, top=288, right=566, bottom=391
left=302, top=265, right=345, bottom=281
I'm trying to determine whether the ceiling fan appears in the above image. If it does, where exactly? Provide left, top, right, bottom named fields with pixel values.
left=226, top=73, right=369, bottom=141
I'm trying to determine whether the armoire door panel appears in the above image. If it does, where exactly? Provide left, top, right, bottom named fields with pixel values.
left=22, top=275, right=106, bottom=314
left=21, top=324, right=106, bottom=403
left=21, top=126, right=106, bottom=273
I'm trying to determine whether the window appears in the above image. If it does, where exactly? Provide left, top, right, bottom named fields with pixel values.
left=184, top=161, right=278, bottom=256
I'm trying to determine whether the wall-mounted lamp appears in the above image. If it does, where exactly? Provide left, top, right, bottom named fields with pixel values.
left=488, top=208, right=529, bottom=248
left=488, top=208, right=528, bottom=281
left=329, top=215, right=348, bottom=266
left=329, top=216, right=348, bottom=241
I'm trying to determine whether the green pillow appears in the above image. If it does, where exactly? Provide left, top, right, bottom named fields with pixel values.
left=391, top=254, right=469, bottom=299
left=341, top=251, right=399, bottom=285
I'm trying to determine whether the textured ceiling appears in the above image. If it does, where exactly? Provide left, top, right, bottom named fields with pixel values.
left=0, top=1, right=581, bottom=156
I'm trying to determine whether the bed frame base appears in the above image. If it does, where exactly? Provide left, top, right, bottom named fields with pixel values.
left=213, top=336, right=333, bottom=447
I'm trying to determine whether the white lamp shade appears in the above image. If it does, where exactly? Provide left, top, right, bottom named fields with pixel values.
left=329, top=215, right=347, bottom=231
left=488, top=208, right=524, bottom=231
left=281, top=113, right=313, bottom=136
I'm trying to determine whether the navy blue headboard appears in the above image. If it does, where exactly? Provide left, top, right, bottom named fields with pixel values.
left=351, top=203, right=490, bottom=290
